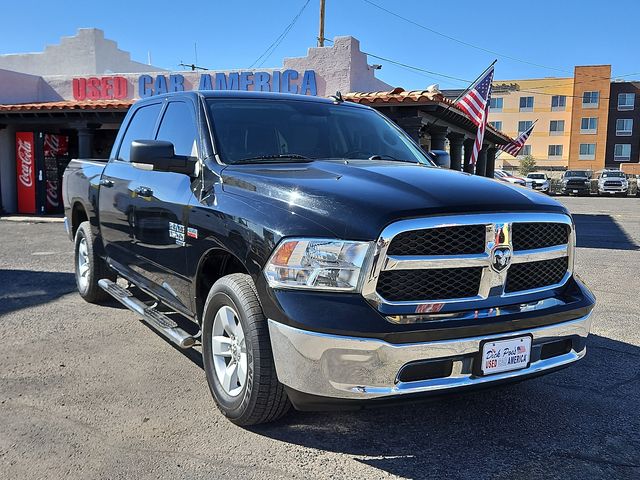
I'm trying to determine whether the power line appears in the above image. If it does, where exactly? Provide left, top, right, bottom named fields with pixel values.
left=362, top=0, right=571, bottom=74
left=360, top=51, right=618, bottom=100
left=362, top=0, right=635, bottom=84
left=362, top=51, right=470, bottom=83
left=249, top=0, right=312, bottom=69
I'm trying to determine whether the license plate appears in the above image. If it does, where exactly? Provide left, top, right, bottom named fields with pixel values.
left=480, top=336, right=532, bottom=375
left=572, top=189, right=578, bottom=193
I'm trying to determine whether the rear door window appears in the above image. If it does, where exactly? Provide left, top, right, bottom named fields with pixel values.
left=117, top=103, right=162, bottom=161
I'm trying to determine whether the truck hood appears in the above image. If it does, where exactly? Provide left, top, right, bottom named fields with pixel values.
left=220, top=159, right=568, bottom=239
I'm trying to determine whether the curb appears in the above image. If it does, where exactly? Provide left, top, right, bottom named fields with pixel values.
left=0, top=216, right=64, bottom=224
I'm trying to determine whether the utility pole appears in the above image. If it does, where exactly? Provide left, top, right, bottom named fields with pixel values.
left=318, top=0, right=325, bottom=47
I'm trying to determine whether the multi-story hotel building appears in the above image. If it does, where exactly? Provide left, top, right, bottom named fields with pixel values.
left=605, top=81, right=640, bottom=175
left=488, top=77, right=575, bottom=169
left=566, top=65, right=611, bottom=172
left=488, top=65, right=640, bottom=174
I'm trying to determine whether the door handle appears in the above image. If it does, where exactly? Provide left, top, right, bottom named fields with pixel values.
left=134, top=186, right=154, bottom=198
left=99, top=178, right=114, bottom=188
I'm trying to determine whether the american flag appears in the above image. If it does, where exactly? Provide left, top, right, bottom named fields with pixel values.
left=456, top=64, right=495, bottom=165
left=498, top=122, right=536, bottom=157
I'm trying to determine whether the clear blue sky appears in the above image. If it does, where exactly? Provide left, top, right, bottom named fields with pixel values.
left=1, top=0, right=637, bottom=90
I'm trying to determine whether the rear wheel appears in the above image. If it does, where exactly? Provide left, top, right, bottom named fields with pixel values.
left=74, top=221, right=115, bottom=303
left=202, top=273, right=290, bottom=426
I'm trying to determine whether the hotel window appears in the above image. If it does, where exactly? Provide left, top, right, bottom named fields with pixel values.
left=519, top=96, right=534, bottom=111
left=614, top=144, right=631, bottom=161
left=618, top=93, right=635, bottom=111
left=548, top=145, right=563, bottom=157
left=520, top=145, right=532, bottom=156
left=616, top=118, right=633, bottom=136
left=549, top=120, right=565, bottom=135
left=582, top=91, right=599, bottom=108
left=489, top=121, right=503, bottom=130
left=518, top=120, right=533, bottom=133
left=580, top=117, right=598, bottom=134
left=579, top=143, right=596, bottom=160
left=551, top=95, right=566, bottom=111
left=490, top=97, right=503, bottom=111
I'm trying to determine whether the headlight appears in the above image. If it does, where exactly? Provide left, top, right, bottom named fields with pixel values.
left=265, top=238, right=372, bottom=291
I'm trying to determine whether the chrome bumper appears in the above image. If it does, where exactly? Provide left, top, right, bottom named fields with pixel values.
left=268, top=312, right=593, bottom=400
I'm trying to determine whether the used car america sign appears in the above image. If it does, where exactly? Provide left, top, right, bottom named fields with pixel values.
left=72, top=70, right=318, bottom=100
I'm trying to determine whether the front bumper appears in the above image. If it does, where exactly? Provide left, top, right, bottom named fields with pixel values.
left=268, top=311, right=593, bottom=403
left=599, top=186, right=628, bottom=194
left=561, top=184, right=590, bottom=194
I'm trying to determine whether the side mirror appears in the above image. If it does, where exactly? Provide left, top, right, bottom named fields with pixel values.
left=428, top=149, right=451, bottom=169
left=130, top=140, right=196, bottom=176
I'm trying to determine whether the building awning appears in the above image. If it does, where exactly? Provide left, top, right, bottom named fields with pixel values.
left=344, top=88, right=513, bottom=145
left=0, top=99, right=134, bottom=124
left=0, top=99, right=134, bottom=112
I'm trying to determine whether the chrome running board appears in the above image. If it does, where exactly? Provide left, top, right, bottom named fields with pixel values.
left=98, top=279, right=196, bottom=349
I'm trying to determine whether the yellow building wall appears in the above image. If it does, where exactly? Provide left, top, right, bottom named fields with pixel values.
left=488, top=78, right=574, bottom=169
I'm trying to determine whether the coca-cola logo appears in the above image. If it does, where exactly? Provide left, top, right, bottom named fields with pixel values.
left=17, top=139, right=33, bottom=188
left=46, top=180, right=59, bottom=208
left=44, top=134, right=60, bottom=158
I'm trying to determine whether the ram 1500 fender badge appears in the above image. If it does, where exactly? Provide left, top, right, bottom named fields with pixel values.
left=491, top=246, right=512, bottom=272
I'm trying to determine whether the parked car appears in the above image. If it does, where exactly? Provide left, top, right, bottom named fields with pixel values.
left=597, top=170, right=629, bottom=196
left=526, top=172, right=550, bottom=193
left=561, top=170, right=592, bottom=196
left=494, top=169, right=533, bottom=188
left=62, top=91, right=595, bottom=425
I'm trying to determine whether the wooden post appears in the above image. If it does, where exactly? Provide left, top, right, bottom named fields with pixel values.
left=318, top=0, right=326, bottom=47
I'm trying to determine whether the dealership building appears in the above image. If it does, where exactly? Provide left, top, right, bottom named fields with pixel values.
left=0, top=28, right=510, bottom=215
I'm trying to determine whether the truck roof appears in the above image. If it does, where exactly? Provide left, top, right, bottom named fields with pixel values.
left=135, top=90, right=368, bottom=108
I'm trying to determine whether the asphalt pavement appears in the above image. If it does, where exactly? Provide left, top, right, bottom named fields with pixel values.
left=0, top=196, right=639, bottom=479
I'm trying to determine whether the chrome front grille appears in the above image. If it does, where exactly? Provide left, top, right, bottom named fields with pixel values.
left=377, top=267, right=483, bottom=301
left=512, top=223, right=570, bottom=251
left=362, top=213, right=574, bottom=308
left=387, top=225, right=485, bottom=256
left=505, top=256, right=569, bottom=293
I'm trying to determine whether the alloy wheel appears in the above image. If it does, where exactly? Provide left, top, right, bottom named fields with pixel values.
left=77, top=236, right=90, bottom=291
left=211, top=305, right=247, bottom=397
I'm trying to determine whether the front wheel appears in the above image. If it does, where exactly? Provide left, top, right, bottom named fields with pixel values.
left=202, top=273, right=290, bottom=426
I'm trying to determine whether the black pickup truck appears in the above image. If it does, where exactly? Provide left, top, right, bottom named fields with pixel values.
left=63, top=91, right=595, bottom=425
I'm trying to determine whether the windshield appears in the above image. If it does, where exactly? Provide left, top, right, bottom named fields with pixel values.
left=528, top=174, right=545, bottom=179
left=564, top=170, right=589, bottom=178
left=207, top=98, right=432, bottom=165
left=602, top=172, right=624, bottom=178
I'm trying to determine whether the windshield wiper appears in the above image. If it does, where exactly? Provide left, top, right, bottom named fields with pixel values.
left=368, top=154, right=418, bottom=163
left=233, top=154, right=313, bottom=164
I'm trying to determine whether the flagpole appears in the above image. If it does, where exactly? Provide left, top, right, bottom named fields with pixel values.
left=429, top=59, right=497, bottom=129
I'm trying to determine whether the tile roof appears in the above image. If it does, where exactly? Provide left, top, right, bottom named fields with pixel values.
left=0, top=100, right=134, bottom=112
left=344, top=87, right=454, bottom=106
left=344, top=88, right=511, bottom=143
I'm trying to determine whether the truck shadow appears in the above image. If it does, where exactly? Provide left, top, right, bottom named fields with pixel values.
left=0, top=269, right=78, bottom=316
left=251, top=334, right=640, bottom=479
left=572, top=214, right=639, bottom=250
left=0, top=268, right=127, bottom=316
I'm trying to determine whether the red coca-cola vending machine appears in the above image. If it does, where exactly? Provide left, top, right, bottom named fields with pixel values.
left=15, top=132, right=70, bottom=215
left=15, top=132, right=37, bottom=214
left=43, top=133, right=70, bottom=214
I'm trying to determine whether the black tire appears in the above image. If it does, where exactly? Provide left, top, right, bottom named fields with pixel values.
left=74, top=221, right=115, bottom=303
left=202, top=273, right=290, bottom=426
